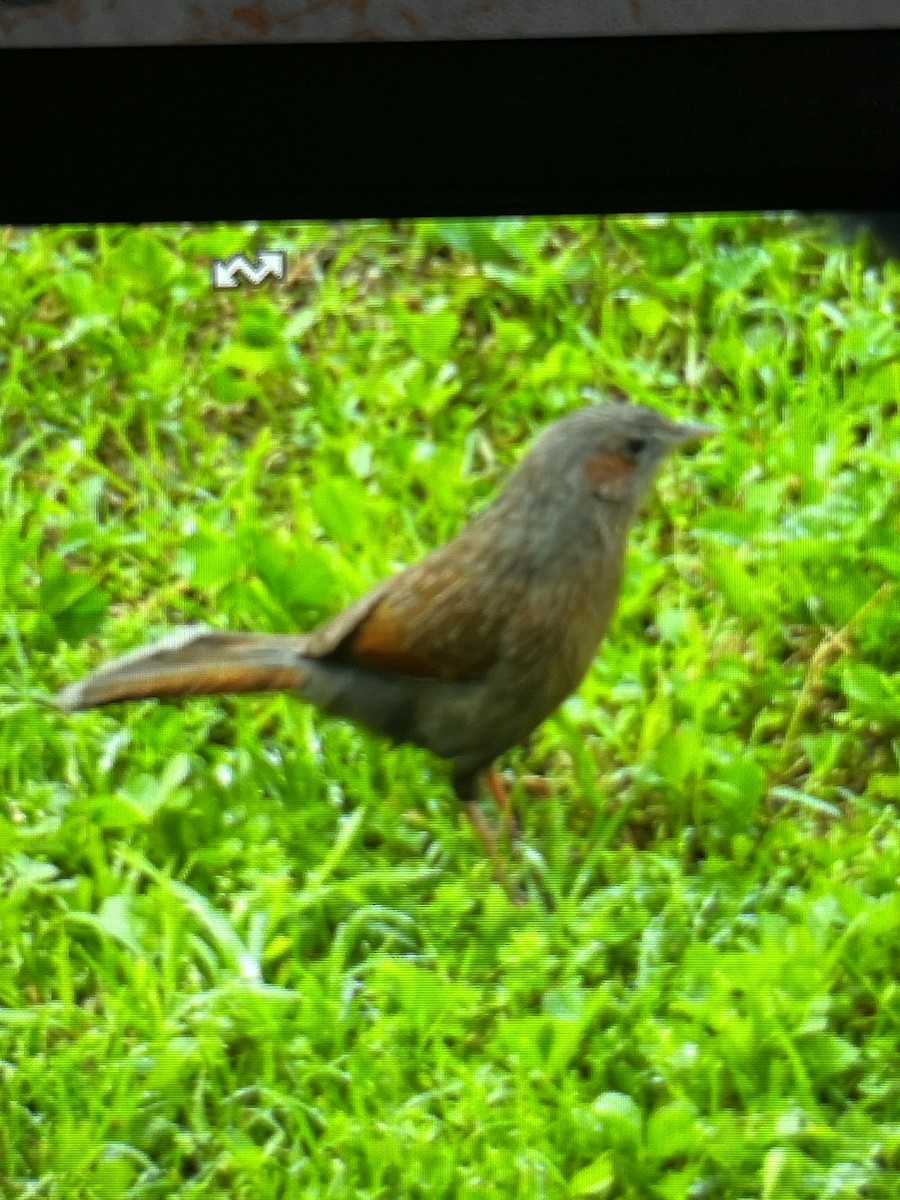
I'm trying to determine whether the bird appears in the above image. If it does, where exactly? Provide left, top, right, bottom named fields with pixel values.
left=56, top=403, right=714, bottom=889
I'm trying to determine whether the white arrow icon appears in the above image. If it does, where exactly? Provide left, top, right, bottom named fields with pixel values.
left=211, top=250, right=286, bottom=290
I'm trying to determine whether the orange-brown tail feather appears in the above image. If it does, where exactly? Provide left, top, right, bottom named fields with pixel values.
left=56, top=625, right=311, bottom=712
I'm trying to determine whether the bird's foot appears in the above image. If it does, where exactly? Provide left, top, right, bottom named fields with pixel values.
left=516, top=773, right=554, bottom=798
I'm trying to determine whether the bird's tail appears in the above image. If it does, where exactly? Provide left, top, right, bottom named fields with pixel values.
left=56, top=625, right=312, bottom=712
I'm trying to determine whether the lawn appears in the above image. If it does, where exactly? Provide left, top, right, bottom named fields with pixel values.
left=1, top=214, right=899, bottom=1198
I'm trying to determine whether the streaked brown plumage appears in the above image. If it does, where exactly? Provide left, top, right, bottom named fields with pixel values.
left=57, top=403, right=714, bottom=885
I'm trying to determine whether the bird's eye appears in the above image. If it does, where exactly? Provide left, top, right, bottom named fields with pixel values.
left=626, top=437, right=647, bottom=455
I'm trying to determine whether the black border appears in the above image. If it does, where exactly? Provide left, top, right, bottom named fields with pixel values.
left=2, top=31, right=900, bottom=224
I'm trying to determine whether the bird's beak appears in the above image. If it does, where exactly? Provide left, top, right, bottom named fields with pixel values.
left=668, top=420, right=717, bottom=446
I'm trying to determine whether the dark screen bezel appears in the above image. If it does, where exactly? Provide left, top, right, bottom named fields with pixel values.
left=1, top=31, right=899, bottom=224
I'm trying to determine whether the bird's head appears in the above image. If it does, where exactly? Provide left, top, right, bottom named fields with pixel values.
left=500, top=402, right=716, bottom=538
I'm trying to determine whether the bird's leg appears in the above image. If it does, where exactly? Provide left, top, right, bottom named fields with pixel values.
left=462, top=800, right=514, bottom=893
left=454, top=769, right=521, bottom=903
left=485, top=767, right=522, bottom=842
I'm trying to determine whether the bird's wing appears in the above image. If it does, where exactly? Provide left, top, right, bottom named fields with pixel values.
left=305, top=533, right=508, bottom=682
left=301, top=578, right=393, bottom=657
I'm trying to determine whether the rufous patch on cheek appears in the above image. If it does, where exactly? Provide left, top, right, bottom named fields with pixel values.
left=585, top=451, right=636, bottom=499
left=585, top=452, right=633, bottom=483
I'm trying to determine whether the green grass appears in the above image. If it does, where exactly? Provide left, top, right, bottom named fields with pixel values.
left=1, top=214, right=899, bottom=1198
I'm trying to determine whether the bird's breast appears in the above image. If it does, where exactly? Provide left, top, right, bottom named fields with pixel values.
left=499, top=546, right=625, bottom=714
